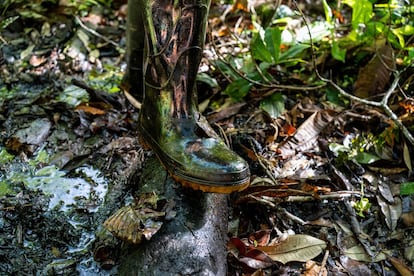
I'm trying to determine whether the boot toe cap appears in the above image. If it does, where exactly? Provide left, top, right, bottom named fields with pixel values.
left=167, top=138, right=250, bottom=192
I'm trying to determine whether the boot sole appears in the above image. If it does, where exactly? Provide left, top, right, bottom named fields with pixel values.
left=138, top=128, right=250, bottom=194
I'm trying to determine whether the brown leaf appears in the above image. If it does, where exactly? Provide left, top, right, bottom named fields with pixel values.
left=304, top=260, right=328, bottom=276
left=248, top=230, right=272, bottom=246
left=389, top=255, right=414, bottom=276
left=103, top=193, right=165, bottom=244
left=227, top=237, right=274, bottom=269
left=277, top=110, right=337, bottom=158
left=377, top=195, right=402, bottom=231
left=257, top=234, right=327, bottom=264
left=207, top=102, right=246, bottom=123
left=75, top=104, right=106, bottom=115
left=344, top=245, right=387, bottom=262
left=231, top=0, right=249, bottom=12
left=339, top=255, right=372, bottom=275
left=354, top=43, right=395, bottom=98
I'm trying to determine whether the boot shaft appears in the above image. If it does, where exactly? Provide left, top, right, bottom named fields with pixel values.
left=140, top=0, right=210, bottom=118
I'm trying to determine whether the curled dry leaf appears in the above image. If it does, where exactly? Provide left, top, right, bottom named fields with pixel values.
left=228, top=237, right=274, bottom=269
left=277, top=110, right=336, bottom=158
left=304, top=260, right=328, bottom=276
left=103, top=193, right=166, bottom=244
left=257, top=234, right=327, bottom=264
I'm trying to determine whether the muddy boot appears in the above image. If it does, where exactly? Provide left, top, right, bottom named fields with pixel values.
left=138, top=0, right=250, bottom=193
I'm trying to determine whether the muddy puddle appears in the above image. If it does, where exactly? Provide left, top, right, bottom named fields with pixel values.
left=0, top=81, right=142, bottom=275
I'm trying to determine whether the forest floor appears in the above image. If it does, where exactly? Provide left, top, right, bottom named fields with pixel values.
left=0, top=0, right=414, bottom=275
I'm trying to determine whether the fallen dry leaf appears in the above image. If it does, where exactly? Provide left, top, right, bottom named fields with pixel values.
left=354, top=43, right=395, bottom=98
left=304, top=260, right=327, bottom=276
left=344, top=245, right=387, bottom=262
left=75, top=104, right=106, bottom=115
left=376, top=195, right=402, bottom=231
left=227, top=237, right=274, bottom=269
left=389, top=255, right=414, bottom=276
left=257, top=234, right=327, bottom=264
left=277, top=110, right=336, bottom=158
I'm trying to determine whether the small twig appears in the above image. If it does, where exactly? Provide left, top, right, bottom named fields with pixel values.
left=251, top=146, right=279, bottom=184
left=75, top=16, right=120, bottom=48
left=282, top=191, right=363, bottom=202
left=0, top=36, right=7, bottom=45
left=281, top=207, right=307, bottom=225
left=247, top=195, right=277, bottom=208
left=243, top=191, right=363, bottom=206
left=214, top=123, right=231, bottom=148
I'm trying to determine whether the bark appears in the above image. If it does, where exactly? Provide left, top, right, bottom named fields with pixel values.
left=117, top=156, right=229, bottom=275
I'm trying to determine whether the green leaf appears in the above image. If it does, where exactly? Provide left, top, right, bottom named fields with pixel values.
left=354, top=152, right=380, bottom=164
left=0, top=16, right=19, bottom=31
left=0, top=181, right=14, bottom=196
left=251, top=33, right=273, bottom=63
left=279, top=44, right=310, bottom=61
left=353, top=197, right=371, bottom=217
left=197, top=72, right=218, bottom=88
left=264, top=27, right=281, bottom=63
left=224, top=78, right=252, bottom=101
left=344, top=0, right=373, bottom=30
left=295, top=21, right=332, bottom=43
left=0, top=148, right=14, bottom=164
left=331, top=40, right=346, bottom=62
left=400, top=182, right=414, bottom=196
left=322, top=0, right=333, bottom=23
left=260, top=92, right=285, bottom=119
left=326, top=87, right=349, bottom=106
left=213, top=60, right=240, bottom=80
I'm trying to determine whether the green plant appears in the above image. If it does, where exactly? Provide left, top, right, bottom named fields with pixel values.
left=329, top=0, right=414, bottom=65
left=329, top=133, right=382, bottom=165
left=213, top=4, right=318, bottom=115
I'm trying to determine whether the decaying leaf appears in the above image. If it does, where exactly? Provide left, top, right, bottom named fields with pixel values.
left=376, top=195, right=402, bottom=231
left=377, top=177, right=394, bottom=204
left=103, top=193, right=165, bottom=244
left=344, top=245, right=387, bottom=262
left=339, top=255, right=372, bottom=275
left=403, top=141, right=413, bottom=173
left=304, top=260, right=328, bottom=276
left=257, top=234, right=327, bottom=264
left=228, top=237, right=274, bottom=269
left=277, top=110, right=336, bottom=158
left=354, top=43, right=395, bottom=98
